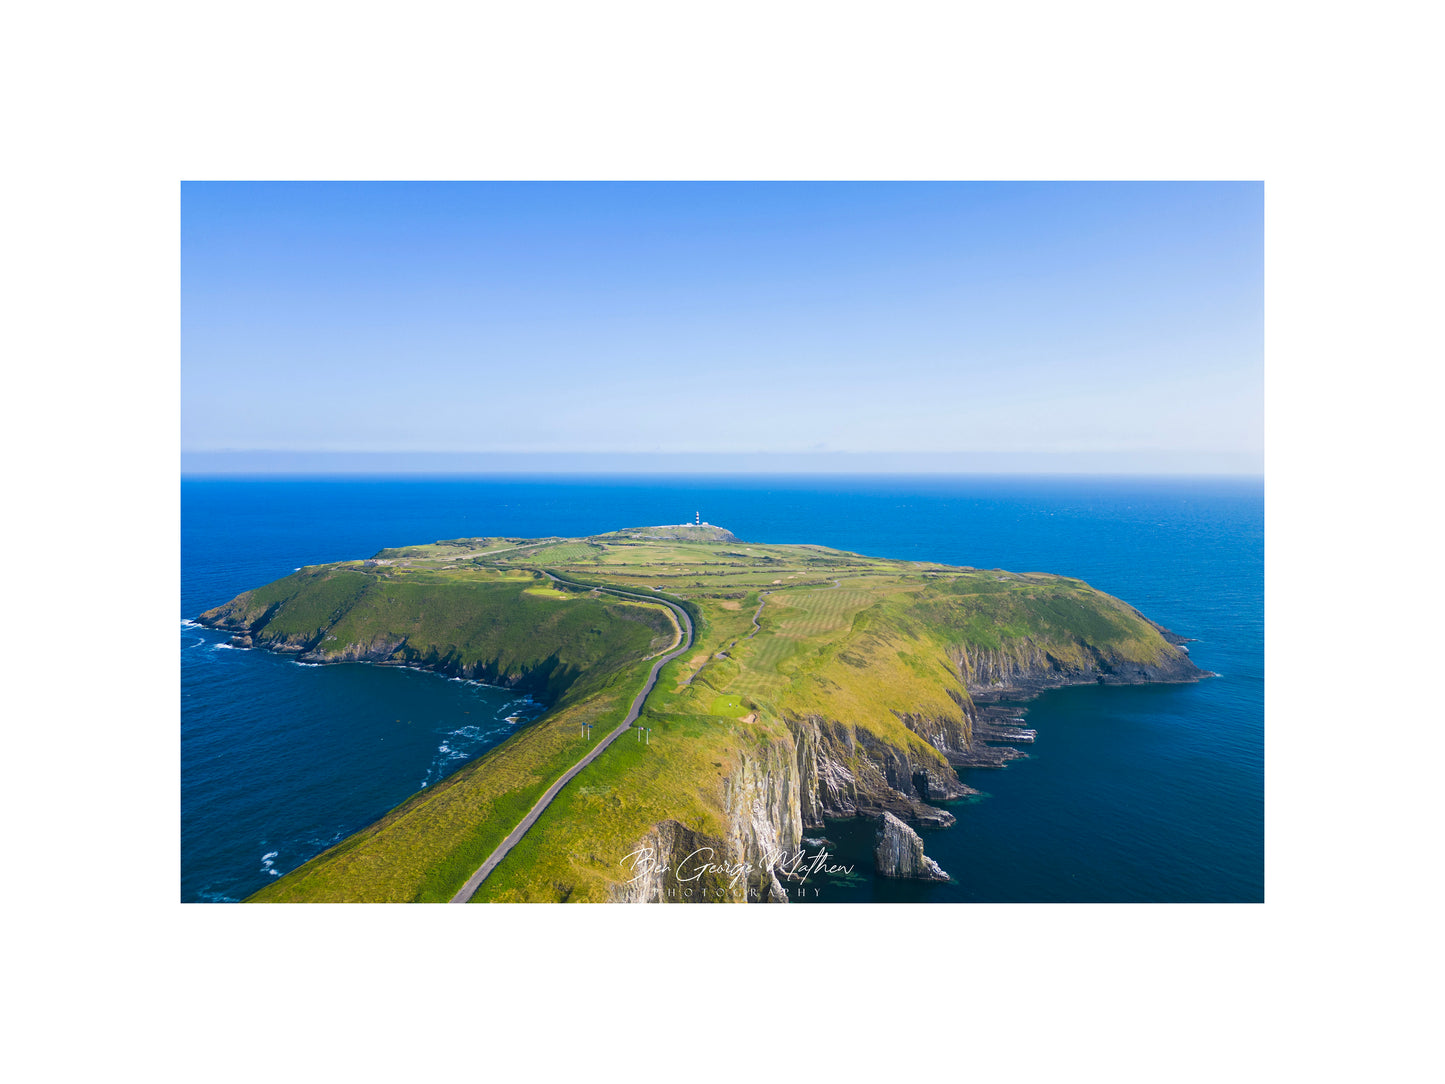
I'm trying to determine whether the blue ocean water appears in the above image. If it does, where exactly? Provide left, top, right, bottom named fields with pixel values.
left=181, top=474, right=1263, bottom=903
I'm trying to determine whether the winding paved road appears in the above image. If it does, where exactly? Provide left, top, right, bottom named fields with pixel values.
left=449, top=574, right=694, bottom=903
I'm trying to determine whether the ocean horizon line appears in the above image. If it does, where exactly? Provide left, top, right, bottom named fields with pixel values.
left=182, top=470, right=1265, bottom=481
left=182, top=451, right=1262, bottom=478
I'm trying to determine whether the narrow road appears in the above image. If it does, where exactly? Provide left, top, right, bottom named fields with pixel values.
left=449, top=575, right=694, bottom=903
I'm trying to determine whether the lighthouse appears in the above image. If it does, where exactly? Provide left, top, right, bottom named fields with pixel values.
left=695, top=510, right=700, bottom=526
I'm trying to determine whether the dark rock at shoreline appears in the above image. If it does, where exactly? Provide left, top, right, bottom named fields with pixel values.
left=874, top=812, right=950, bottom=882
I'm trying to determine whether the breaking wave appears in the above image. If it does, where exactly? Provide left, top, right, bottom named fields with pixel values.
left=194, top=888, right=241, bottom=903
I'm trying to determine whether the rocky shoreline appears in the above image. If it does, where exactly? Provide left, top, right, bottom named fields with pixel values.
left=199, top=614, right=569, bottom=699
left=723, top=634, right=1212, bottom=896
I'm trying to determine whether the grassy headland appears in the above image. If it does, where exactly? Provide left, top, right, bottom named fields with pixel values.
left=197, top=523, right=1204, bottom=902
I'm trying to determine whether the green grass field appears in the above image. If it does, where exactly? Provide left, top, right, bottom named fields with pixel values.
left=708, top=694, right=748, bottom=717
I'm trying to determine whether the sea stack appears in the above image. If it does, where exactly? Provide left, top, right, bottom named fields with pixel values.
left=874, top=811, right=950, bottom=882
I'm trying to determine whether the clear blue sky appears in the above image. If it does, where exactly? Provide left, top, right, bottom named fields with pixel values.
left=182, top=182, right=1261, bottom=473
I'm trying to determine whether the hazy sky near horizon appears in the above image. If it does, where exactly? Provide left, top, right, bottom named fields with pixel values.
left=182, top=182, right=1262, bottom=472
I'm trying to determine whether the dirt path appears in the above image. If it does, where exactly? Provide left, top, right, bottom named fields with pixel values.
left=747, top=591, right=771, bottom=636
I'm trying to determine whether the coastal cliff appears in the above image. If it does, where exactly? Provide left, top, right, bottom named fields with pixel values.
left=955, top=638, right=1203, bottom=702
left=787, top=713, right=972, bottom=828
left=611, top=618, right=1205, bottom=901
left=611, top=731, right=801, bottom=902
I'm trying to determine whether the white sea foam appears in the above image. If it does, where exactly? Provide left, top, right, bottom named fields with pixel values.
left=180, top=619, right=202, bottom=629
left=420, top=714, right=509, bottom=788
left=260, top=851, right=280, bottom=877
left=214, top=642, right=238, bottom=650
left=444, top=676, right=506, bottom=689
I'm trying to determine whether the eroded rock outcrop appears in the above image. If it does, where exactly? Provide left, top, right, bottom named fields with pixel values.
left=614, top=712, right=974, bottom=901
left=786, top=714, right=972, bottom=829
left=954, top=637, right=1205, bottom=702
left=611, top=736, right=801, bottom=903
left=723, top=737, right=803, bottom=895
left=874, top=811, right=950, bottom=882
left=610, top=820, right=745, bottom=903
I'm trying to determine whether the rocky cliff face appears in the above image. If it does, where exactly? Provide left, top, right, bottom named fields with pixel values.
left=610, top=737, right=799, bottom=903
left=895, top=700, right=974, bottom=759
left=786, top=715, right=974, bottom=830
left=610, top=820, right=761, bottom=903
left=610, top=713, right=975, bottom=902
left=874, top=811, right=950, bottom=881
left=953, top=637, right=1205, bottom=702
left=722, top=736, right=803, bottom=896
left=616, top=628, right=1206, bottom=902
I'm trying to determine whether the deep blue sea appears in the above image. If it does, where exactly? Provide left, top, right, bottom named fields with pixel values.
left=181, top=474, right=1263, bottom=903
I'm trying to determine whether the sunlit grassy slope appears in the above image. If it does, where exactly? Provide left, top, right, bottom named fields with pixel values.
left=199, top=524, right=1191, bottom=902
